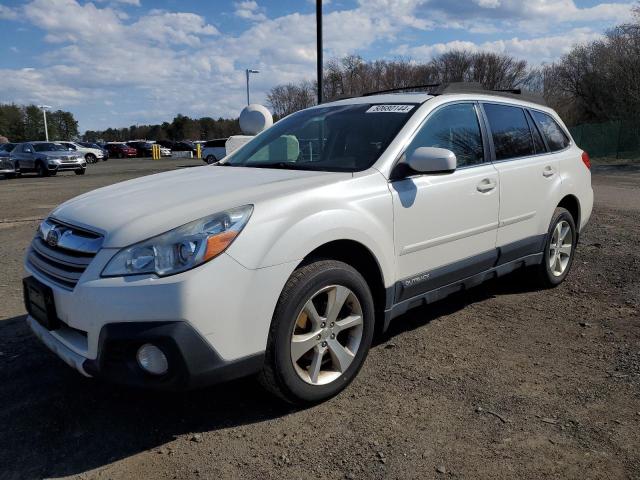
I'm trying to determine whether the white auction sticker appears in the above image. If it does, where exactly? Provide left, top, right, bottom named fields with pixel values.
left=366, top=104, right=415, bottom=113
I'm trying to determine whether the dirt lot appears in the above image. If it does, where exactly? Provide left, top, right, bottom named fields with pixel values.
left=0, top=159, right=638, bottom=480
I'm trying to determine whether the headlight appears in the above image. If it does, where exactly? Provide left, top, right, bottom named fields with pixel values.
left=46, top=157, right=60, bottom=163
left=101, top=205, right=253, bottom=277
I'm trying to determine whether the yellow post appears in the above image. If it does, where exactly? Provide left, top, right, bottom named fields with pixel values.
left=196, top=143, right=202, bottom=159
left=152, top=144, right=160, bottom=160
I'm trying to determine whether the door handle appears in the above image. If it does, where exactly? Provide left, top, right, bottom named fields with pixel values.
left=543, top=166, right=555, bottom=177
left=476, top=178, right=496, bottom=193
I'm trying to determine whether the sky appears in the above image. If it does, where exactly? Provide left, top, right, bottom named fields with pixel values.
left=0, top=0, right=635, bottom=132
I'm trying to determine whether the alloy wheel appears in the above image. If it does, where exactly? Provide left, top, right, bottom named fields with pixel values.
left=549, top=219, right=573, bottom=277
left=290, top=285, right=364, bottom=385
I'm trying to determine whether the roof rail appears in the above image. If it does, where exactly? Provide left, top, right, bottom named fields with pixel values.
left=362, top=83, right=442, bottom=96
left=362, top=82, right=547, bottom=106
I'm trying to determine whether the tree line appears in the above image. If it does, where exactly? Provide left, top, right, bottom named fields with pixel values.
left=268, top=7, right=640, bottom=127
left=0, top=104, right=78, bottom=143
left=82, top=115, right=241, bottom=143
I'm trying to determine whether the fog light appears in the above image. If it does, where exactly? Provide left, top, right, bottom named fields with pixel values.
left=136, top=344, right=168, bottom=375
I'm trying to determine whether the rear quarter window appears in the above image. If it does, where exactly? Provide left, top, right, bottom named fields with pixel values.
left=530, top=110, right=570, bottom=151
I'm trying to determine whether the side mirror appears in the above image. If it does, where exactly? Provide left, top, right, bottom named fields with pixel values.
left=405, top=147, right=457, bottom=174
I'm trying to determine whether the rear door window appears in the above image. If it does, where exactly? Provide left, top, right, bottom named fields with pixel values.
left=530, top=110, right=570, bottom=151
left=483, top=103, right=535, bottom=160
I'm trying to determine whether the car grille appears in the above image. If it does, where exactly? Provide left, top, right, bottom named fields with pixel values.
left=27, top=218, right=103, bottom=290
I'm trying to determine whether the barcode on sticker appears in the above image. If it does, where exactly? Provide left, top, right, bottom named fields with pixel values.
left=366, top=104, right=414, bottom=113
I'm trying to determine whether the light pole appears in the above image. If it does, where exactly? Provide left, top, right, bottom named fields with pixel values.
left=316, top=0, right=323, bottom=104
left=37, top=104, right=51, bottom=141
left=245, top=69, right=259, bottom=105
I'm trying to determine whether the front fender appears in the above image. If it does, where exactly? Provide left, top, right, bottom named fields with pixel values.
left=227, top=173, right=396, bottom=288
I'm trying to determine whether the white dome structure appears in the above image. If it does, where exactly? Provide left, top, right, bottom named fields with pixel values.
left=239, top=104, right=273, bottom=135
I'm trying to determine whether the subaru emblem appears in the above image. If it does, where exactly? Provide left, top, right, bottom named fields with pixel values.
left=46, top=228, right=60, bottom=247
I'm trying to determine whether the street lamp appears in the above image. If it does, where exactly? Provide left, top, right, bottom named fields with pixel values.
left=316, top=0, right=323, bottom=104
left=37, top=104, right=51, bottom=141
left=245, top=69, right=259, bottom=105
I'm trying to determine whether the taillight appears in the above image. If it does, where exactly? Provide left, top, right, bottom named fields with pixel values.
left=581, top=151, right=591, bottom=170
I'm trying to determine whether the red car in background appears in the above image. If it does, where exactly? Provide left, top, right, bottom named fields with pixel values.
left=105, top=143, right=137, bottom=158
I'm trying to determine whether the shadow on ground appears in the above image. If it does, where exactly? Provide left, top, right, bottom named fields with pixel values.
left=0, top=270, right=539, bottom=479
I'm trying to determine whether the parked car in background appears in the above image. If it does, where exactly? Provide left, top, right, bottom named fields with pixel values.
left=155, top=140, right=175, bottom=150
left=202, top=138, right=227, bottom=164
left=126, top=141, right=153, bottom=157
left=170, top=141, right=197, bottom=153
left=12, top=142, right=86, bottom=176
left=78, top=142, right=109, bottom=161
left=0, top=149, right=19, bottom=178
left=57, top=141, right=104, bottom=164
left=105, top=143, right=137, bottom=158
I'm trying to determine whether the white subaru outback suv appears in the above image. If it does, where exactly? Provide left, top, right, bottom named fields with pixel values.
left=23, top=84, right=593, bottom=404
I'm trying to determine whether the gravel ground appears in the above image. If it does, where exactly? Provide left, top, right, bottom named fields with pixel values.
left=0, top=159, right=638, bottom=480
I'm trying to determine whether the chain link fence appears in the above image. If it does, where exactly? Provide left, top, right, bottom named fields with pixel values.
left=570, top=119, right=640, bottom=161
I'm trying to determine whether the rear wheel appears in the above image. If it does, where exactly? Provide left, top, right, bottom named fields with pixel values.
left=533, top=207, right=577, bottom=287
left=205, top=155, right=217, bottom=165
left=260, top=260, right=375, bottom=405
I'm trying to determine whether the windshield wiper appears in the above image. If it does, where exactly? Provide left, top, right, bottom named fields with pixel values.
left=245, top=162, right=309, bottom=170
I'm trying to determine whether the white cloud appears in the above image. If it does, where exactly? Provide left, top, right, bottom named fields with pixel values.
left=234, top=1, right=267, bottom=21
left=395, top=28, right=605, bottom=64
left=0, top=4, right=19, bottom=20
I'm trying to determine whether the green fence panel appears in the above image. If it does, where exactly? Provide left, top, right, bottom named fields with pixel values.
left=570, top=119, right=640, bottom=160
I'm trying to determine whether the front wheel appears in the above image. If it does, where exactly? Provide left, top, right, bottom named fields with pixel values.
left=75, top=168, right=86, bottom=175
left=205, top=155, right=217, bottom=165
left=85, top=153, right=97, bottom=164
left=260, top=260, right=375, bottom=405
left=37, top=162, right=50, bottom=177
left=533, top=207, right=577, bottom=287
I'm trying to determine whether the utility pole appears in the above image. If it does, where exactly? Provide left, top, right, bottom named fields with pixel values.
left=38, top=104, right=51, bottom=141
left=316, top=0, right=323, bottom=104
left=246, top=69, right=259, bottom=105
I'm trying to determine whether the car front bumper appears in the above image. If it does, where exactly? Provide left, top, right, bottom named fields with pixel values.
left=0, top=158, right=16, bottom=174
left=26, top=315, right=264, bottom=389
left=24, top=251, right=298, bottom=389
left=49, top=161, right=86, bottom=171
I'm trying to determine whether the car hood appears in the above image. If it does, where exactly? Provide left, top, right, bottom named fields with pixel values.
left=51, top=165, right=351, bottom=247
left=38, top=151, right=79, bottom=158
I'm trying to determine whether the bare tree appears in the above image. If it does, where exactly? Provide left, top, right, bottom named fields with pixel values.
left=268, top=50, right=533, bottom=116
left=542, top=5, right=640, bottom=124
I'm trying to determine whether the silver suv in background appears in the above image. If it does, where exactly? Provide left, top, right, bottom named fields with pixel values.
left=11, top=142, right=87, bottom=176
left=202, top=139, right=227, bottom=164
left=0, top=149, right=18, bottom=178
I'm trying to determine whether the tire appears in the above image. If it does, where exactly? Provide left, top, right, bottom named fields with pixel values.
left=75, top=168, right=86, bottom=175
left=37, top=161, right=50, bottom=177
left=533, top=207, right=577, bottom=288
left=205, top=155, right=217, bottom=165
left=118, top=152, right=124, bottom=159
left=85, top=153, right=96, bottom=164
left=259, top=260, right=375, bottom=405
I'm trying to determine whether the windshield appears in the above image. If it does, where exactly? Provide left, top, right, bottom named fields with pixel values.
left=33, top=143, right=66, bottom=152
left=225, top=103, right=417, bottom=172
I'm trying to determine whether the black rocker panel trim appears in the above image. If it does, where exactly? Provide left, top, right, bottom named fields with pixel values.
left=384, top=234, right=547, bottom=330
